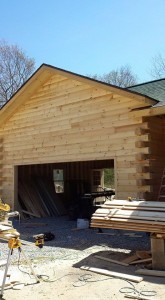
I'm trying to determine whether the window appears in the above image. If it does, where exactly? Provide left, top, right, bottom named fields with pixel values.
left=53, top=169, right=64, bottom=193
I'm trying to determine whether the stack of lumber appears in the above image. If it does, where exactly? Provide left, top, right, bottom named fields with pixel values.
left=18, top=178, right=66, bottom=218
left=90, top=200, right=165, bottom=233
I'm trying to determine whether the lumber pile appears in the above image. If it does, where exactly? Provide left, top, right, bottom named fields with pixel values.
left=90, top=200, right=165, bottom=233
left=18, top=178, right=66, bottom=218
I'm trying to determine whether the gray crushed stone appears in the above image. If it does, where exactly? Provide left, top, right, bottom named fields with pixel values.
left=0, top=215, right=150, bottom=267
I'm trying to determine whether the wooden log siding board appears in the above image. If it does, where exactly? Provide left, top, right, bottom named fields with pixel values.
left=3, top=151, right=138, bottom=167
left=37, top=96, right=135, bottom=115
left=2, top=115, right=140, bottom=141
left=22, top=93, right=131, bottom=115
left=7, top=110, right=140, bottom=130
left=36, top=78, right=90, bottom=95
left=3, top=133, right=138, bottom=153
left=3, top=133, right=139, bottom=154
left=3, top=138, right=136, bottom=154
left=34, top=83, right=109, bottom=99
left=3, top=141, right=137, bottom=159
left=3, top=126, right=138, bottom=147
left=3, top=107, right=139, bottom=133
left=8, top=89, right=140, bottom=117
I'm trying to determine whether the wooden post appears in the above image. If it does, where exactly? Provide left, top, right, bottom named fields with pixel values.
left=151, top=235, right=165, bottom=270
left=14, top=166, right=18, bottom=211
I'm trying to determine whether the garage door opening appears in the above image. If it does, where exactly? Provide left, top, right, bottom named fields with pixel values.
left=17, top=159, right=115, bottom=220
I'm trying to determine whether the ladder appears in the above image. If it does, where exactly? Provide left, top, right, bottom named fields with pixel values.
left=157, top=168, right=165, bottom=201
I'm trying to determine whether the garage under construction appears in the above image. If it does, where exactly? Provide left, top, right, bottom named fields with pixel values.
left=0, top=64, right=165, bottom=217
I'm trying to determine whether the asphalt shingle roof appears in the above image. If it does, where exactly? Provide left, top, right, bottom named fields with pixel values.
left=127, top=78, right=165, bottom=107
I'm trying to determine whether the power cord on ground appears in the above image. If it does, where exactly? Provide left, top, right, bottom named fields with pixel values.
left=73, top=274, right=157, bottom=299
left=16, top=252, right=157, bottom=299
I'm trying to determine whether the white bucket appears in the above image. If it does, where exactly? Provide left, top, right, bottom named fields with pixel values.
left=77, top=218, right=89, bottom=229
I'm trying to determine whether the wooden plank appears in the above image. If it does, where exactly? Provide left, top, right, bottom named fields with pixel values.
left=136, top=250, right=151, bottom=259
left=129, top=258, right=152, bottom=265
left=90, top=222, right=165, bottom=233
left=102, top=205, right=165, bottom=213
left=103, top=200, right=165, bottom=208
left=93, top=208, right=165, bottom=220
left=95, top=255, right=129, bottom=266
left=80, top=266, right=143, bottom=283
left=91, top=216, right=165, bottom=226
left=121, top=254, right=138, bottom=264
left=135, top=269, right=165, bottom=277
left=91, top=220, right=165, bottom=231
left=92, top=224, right=165, bottom=233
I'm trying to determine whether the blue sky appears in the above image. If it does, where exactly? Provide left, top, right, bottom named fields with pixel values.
left=0, top=0, right=165, bottom=83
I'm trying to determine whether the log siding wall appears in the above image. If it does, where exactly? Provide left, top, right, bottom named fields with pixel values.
left=0, top=74, right=157, bottom=208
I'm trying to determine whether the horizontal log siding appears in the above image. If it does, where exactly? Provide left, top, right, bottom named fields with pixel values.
left=0, top=74, right=147, bottom=205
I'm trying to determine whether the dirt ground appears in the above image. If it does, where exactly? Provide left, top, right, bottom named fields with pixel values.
left=1, top=217, right=165, bottom=300
left=2, top=252, right=165, bottom=300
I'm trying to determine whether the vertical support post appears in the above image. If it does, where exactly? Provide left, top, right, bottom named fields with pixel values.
left=151, top=235, right=165, bottom=270
left=14, top=165, right=18, bottom=211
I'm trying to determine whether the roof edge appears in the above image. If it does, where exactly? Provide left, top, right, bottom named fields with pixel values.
left=128, top=77, right=165, bottom=88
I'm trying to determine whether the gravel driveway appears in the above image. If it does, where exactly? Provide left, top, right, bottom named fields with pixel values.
left=0, top=216, right=165, bottom=300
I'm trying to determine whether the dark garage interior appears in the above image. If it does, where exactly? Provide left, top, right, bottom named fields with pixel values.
left=17, top=159, right=115, bottom=220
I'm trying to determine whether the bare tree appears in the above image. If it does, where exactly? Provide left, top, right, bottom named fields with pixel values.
left=89, top=65, right=138, bottom=87
left=0, top=40, right=35, bottom=107
left=150, top=53, right=165, bottom=79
